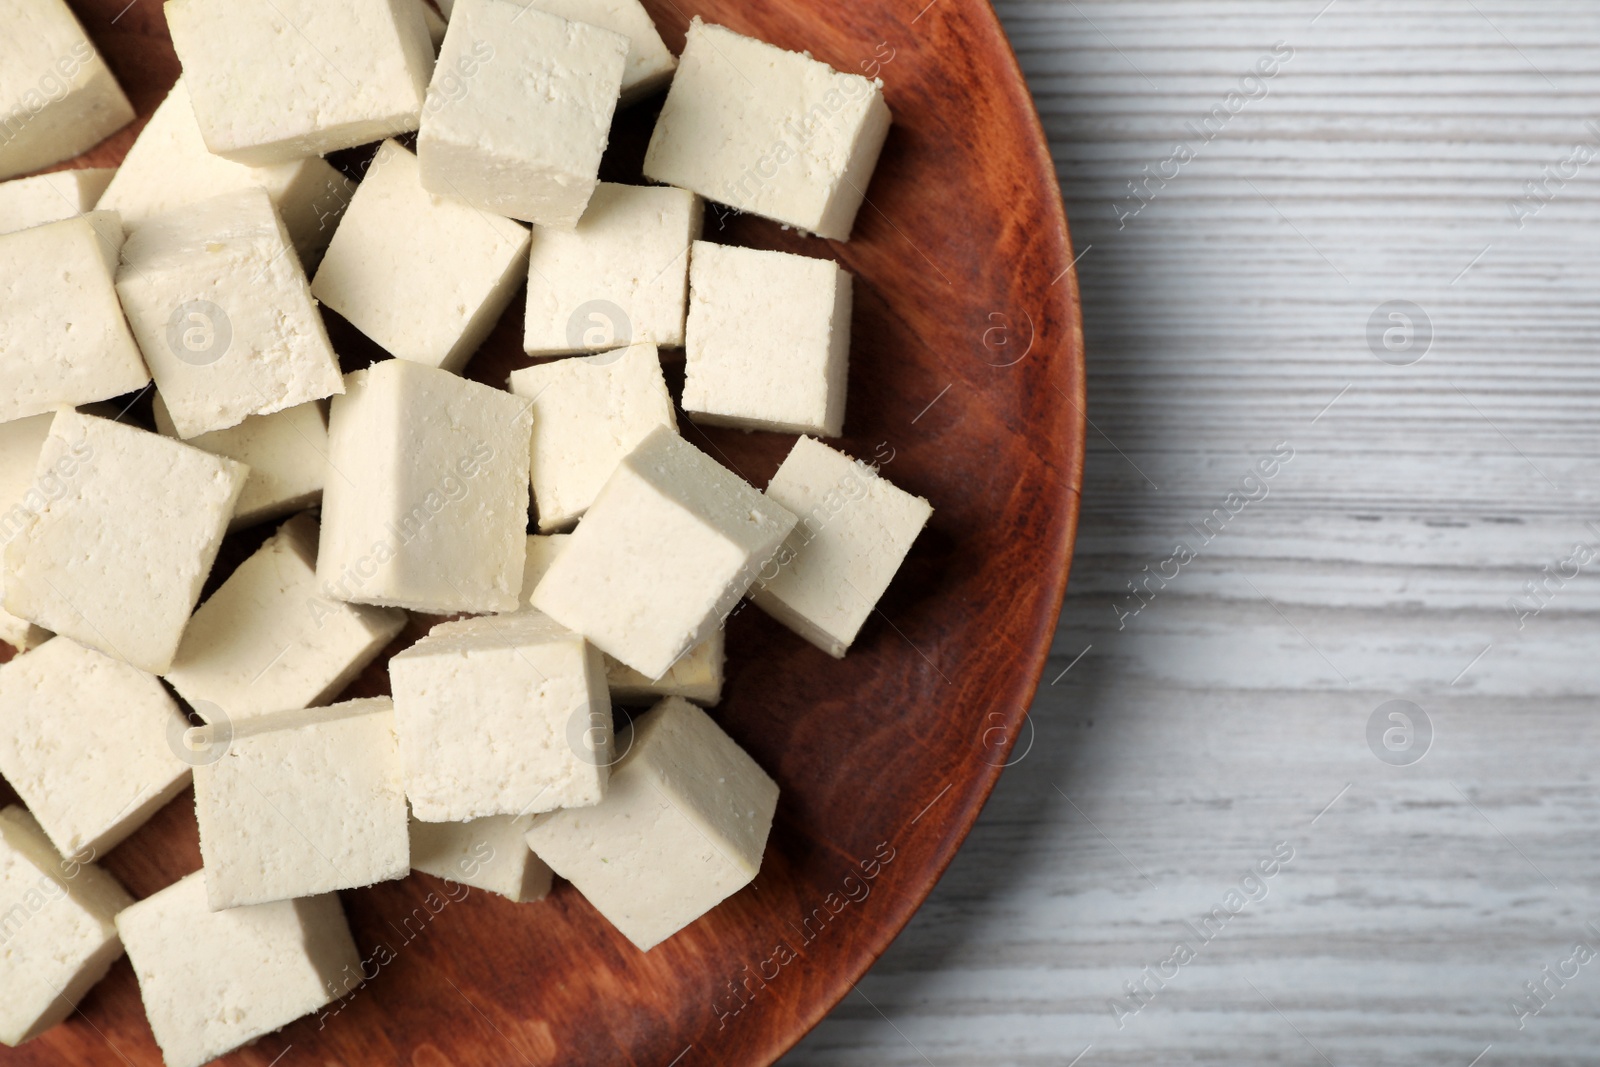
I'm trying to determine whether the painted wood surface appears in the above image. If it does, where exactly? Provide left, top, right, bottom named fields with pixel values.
left=785, top=2, right=1600, bottom=1064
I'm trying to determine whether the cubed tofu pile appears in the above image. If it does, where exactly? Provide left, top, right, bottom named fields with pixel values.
left=0, top=0, right=933, bottom=1063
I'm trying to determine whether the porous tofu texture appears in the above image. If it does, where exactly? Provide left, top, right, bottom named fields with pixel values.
left=192, top=698, right=410, bottom=909
left=0, top=412, right=55, bottom=651
left=0, top=167, right=116, bottom=236
left=390, top=613, right=612, bottom=822
left=520, top=0, right=674, bottom=104
left=683, top=241, right=852, bottom=437
left=0, top=211, right=149, bottom=424
left=166, top=0, right=435, bottom=166
left=98, top=78, right=355, bottom=265
left=0, top=805, right=132, bottom=1047
left=524, top=696, right=778, bottom=950
left=3, top=409, right=248, bottom=675
left=508, top=343, right=678, bottom=530
left=531, top=426, right=796, bottom=679
left=418, top=0, right=627, bottom=228
left=311, top=139, right=530, bottom=373
left=642, top=18, right=892, bottom=241
left=115, top=187, right=345, bottom=440
left=523, top=183, right=700, bottom=355
left=152, top=394, right=330, bottom=531
left=165, top=514, right=407, bottom=724
left=0, top=637, right=191, bottom=858
left=753, top=436, right=932, bottom=658
left=517, top=534, right=726, bottom=704
left=116, top=871, right=361, bottom=1067
left=0, top=0, right=134, bottom=180
left=318, top=360, right=532, bottom=614
left=410, top=814, right=554, bottom=902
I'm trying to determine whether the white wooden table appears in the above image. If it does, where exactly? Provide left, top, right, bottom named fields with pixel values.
left=785, top=2, right=1600, bottom=1063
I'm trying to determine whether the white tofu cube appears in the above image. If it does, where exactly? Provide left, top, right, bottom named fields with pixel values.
left=97, top=79, right=356, bottom=267
left=318, top=360, right=532, bottom=614
left=418, top=0, right=627, bottom=228
left=683, top=241, right=852, bottom=436
left=523, top=183, right=700, bottom=355
left=517, top=0, right=676, bottom=104
left=0, top=211, right=148, bottom=424
left=0, top=412, right=55, bottom=651
left=115, top=871, right=361, bottom=1067
left=116, top=188, right=345, bottom=440
left=752, top=438, right=932, bottom=657
left=166, top=515, right=407, bottom=724
left=755, top=438, right=934, bottom=655
left=153, top=395, right=330, bottom=531
left=192, top=698, right=409, bottom=909
left=390, top=612, right=611, bottom=822
left=410, top=815, right=554, bottom=902
left=0, top=167, right=115, bottom=236
left=643, top=19, right=892, bottom=241
left=524, top=696, right=777, bottom=950
left=508, top=343, right=677, bottom=530
left=4, top=410, right=248, bottom=675
left=0, top=0, right=134, bottom=180
left=166, top=0, right=435, bottom=166
left=517, top=534, right=725, bottom=704
left=311, top=139, right=530, bottom=373
left=0, top=806, right=132, bottom=1047
left=0, top=637, right=191, bottom=857
left=531, top=426, right=796, bottom=679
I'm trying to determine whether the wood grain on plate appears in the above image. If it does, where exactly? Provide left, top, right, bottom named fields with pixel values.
left=2, top=1, right=1083, bottom=1063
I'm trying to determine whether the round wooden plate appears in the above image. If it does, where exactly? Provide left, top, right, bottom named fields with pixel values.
left=3, top=1, right=1084, bottom=1063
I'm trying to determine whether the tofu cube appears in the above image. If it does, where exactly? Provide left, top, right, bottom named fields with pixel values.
left=116, top=188, right=345, bottom=440
left=0, top=636, right=191, bottom=857
left=0, top=167, right=116, bottom=236
left=153, top=395, right=330, bottom=531
left=524, top=696, right=777, bottom=950
left=523, top=183, right=700, bottom=356
left=192, top=698, right=409, bottom=909
left=752, top=438, right=932, bottom=657
left=643, top=19, right=892, bottom=241
left=98, top=79, right=356, bottom=267
left=166, top=515, right=407, bottom=724
left=410, top=815, right=554, bottom=902
left=116, top=871, right=361, bottom=1067
left=390, top=613, right=611, bottom=822
left=517, top=534, right=725, bottom=704
left=311, top=139, right=530, bottom=373
left=531, top=427, right=796, bottom=679
left=0, top=0, right=134, bottom=180
left=0, top=806, right=132, bottom=1047
left=517, top=0, right=676, bottom=105
left=4, top=410, right=248, bottom=675
left=508, top=343, right=677, bottom=530
left=0, top=211, right=149, bottom=424
left=683, top=241, right=852, bottom=436
left=0, top=412, right=55, bottom=651
left=166, top=0, right=435, bottom=166
left=418, top=0, right=627, bottom=228
left=318, top=360, right=532, bottom=614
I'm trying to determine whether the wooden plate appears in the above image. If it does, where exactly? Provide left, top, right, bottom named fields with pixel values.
left=3, top=1, right=1083, bottom=1063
